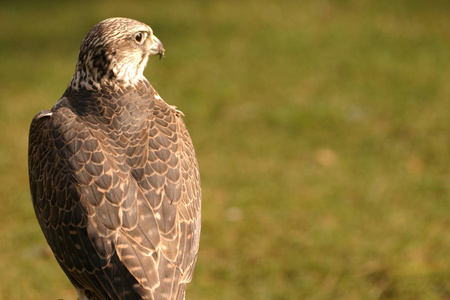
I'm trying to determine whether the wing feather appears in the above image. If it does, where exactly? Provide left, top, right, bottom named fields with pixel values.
left=29, top=88, right=201, bottom=299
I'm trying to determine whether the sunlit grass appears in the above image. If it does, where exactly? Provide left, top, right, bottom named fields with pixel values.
left=1, top=0, right=449, bottom=299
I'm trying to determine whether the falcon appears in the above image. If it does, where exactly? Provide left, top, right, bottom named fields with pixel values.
left=28, top=18, right=201, bottom=300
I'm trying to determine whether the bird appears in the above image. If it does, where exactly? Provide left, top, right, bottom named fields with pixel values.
left=28, top=17, right=201, bottom=300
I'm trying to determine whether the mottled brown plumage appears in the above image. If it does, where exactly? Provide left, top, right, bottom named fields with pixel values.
left=28, top=18, right=201, bottom=300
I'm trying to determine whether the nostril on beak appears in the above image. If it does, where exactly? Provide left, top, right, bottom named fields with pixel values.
left=150, top=36, right=165, bottom=60
left=158, top=42, right=165, bottom=60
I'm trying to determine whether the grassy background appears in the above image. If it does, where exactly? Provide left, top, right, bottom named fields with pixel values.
left=1, top=0, right=450, bottom=299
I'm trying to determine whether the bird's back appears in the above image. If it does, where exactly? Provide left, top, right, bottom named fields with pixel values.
left=29, top=83, right=201, bottom=299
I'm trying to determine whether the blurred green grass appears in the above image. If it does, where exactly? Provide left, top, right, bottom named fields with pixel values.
left=1, top=0, right=450, bottom=299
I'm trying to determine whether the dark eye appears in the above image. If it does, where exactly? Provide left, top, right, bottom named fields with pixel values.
left=134, top=32, right=145, bottom=44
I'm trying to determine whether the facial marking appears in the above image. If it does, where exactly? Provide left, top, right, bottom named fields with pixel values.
left=69, top=18, right=162, bottom=91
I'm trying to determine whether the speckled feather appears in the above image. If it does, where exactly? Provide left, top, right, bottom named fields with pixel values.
left=28, top=18, right=201, bottom=300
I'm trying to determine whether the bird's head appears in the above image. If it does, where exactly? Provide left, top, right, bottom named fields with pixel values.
left=69, top=17, right=165, bottom=91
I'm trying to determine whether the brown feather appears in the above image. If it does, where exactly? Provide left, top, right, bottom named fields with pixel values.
left=28, top=17, right=201, bottom=300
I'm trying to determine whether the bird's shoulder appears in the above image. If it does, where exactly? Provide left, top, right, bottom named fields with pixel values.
left=30, top=96, right=85, bottom=132
left=29, top=97, right=79, bottom=161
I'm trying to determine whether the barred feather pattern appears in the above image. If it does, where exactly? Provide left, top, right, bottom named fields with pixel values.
left=28, top=79, right=201, bottom=300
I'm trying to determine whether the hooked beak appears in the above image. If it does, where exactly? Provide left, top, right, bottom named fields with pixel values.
left=149, top=35, right=165, bottom=60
